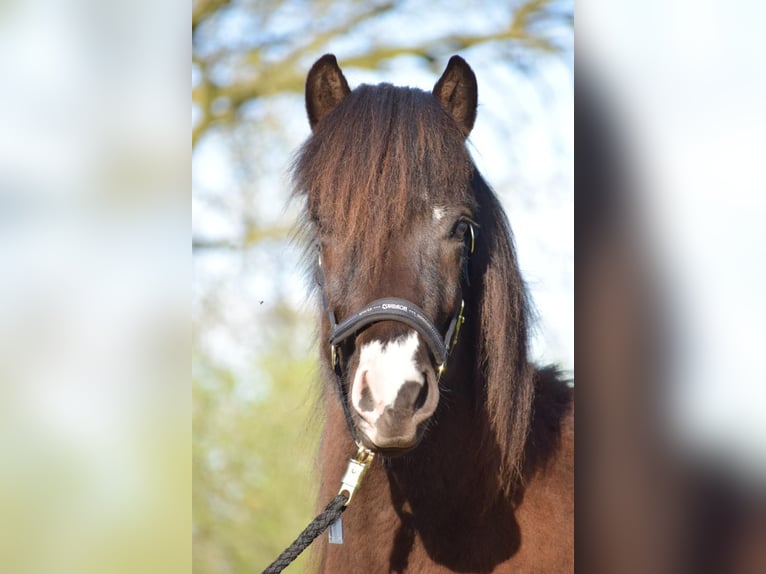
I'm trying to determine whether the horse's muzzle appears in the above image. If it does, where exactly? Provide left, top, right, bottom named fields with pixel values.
left=349, top=336, right=439, bottom=451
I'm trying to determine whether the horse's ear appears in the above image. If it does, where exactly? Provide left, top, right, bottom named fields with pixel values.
left=433, top=55, right=478, bottom=136
left=305, top=54, right=351, bottom=131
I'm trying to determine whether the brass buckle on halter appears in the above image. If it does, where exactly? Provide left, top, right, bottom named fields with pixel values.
left=338, top=444, right=375, bottom=506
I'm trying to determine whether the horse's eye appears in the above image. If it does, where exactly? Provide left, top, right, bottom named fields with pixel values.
left=451, top=220, right=469, bottom=240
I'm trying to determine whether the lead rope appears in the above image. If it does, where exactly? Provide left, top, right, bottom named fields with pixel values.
left=262, top=445, right=374, bottom=574
left=261, top=494, right=347, bottom=574
left=261, top=265, right=373, bottom=573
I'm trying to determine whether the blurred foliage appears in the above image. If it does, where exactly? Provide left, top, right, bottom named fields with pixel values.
left=193, top=301, right=321, bottom=572
left=1, top=377, right=190, bottom=574
left=192, top=1, right=572, bottom=572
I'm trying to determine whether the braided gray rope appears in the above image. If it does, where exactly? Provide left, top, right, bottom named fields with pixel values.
left=262, top=493, right=348, bottom=573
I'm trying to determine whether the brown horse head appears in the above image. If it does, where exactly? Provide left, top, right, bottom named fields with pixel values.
left=294, top=55, right=533, bottom=477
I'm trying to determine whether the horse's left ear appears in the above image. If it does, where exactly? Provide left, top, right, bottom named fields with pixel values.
left=305, top=54, right=351, bottom=131
left=433, top=55, right=478, bottom=136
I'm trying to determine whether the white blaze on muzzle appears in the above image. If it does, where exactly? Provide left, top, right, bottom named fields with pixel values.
left=350, top=331, right=423, bottom=427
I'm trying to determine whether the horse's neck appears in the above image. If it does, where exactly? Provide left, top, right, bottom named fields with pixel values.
left=317, top=363, right=573, bottom=573
left=384, top=396, right=511, bottom=521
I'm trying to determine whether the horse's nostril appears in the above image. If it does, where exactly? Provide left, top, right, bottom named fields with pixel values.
left=414, top=377, right=429, bottom=411
left=358, top=371, right=375, bottom=412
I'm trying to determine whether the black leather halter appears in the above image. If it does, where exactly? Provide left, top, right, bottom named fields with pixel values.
left=316, top=223, right=475, bottom=443
left=329, top=297, right=459, bottom=372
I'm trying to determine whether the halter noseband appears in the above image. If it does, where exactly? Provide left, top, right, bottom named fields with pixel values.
left=328, top=297, right=463, bottom=378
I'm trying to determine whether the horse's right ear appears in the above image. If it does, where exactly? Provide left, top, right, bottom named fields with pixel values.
left=305, top=54, right=351, bottom=131
left=433, top=55, right=478, bottom=136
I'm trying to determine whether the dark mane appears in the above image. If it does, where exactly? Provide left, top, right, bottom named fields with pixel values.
left=292, top=83, right=474, bottom=273
left=470, top=171, right=535, bottom=485
left=291, top=80, right=535, bottom=486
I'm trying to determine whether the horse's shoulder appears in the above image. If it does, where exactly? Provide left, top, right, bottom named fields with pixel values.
left=508, top=367, right=573, bottom=571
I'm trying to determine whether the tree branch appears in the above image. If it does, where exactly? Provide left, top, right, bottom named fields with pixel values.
left=191, top=0, right=571, bottom=149
left=193, top=0, right=231, bottom=33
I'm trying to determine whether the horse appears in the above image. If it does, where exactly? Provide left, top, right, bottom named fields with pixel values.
left=290, top=54, right=573, bottom=573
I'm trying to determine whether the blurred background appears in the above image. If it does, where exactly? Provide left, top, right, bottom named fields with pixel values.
left=192, top=0, right=573, bottom=571
left=578, top=1, right=766, bottom=571
left=0, top=1, right=188, bottom=574
left=4, top=0, right=761, bottom=572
